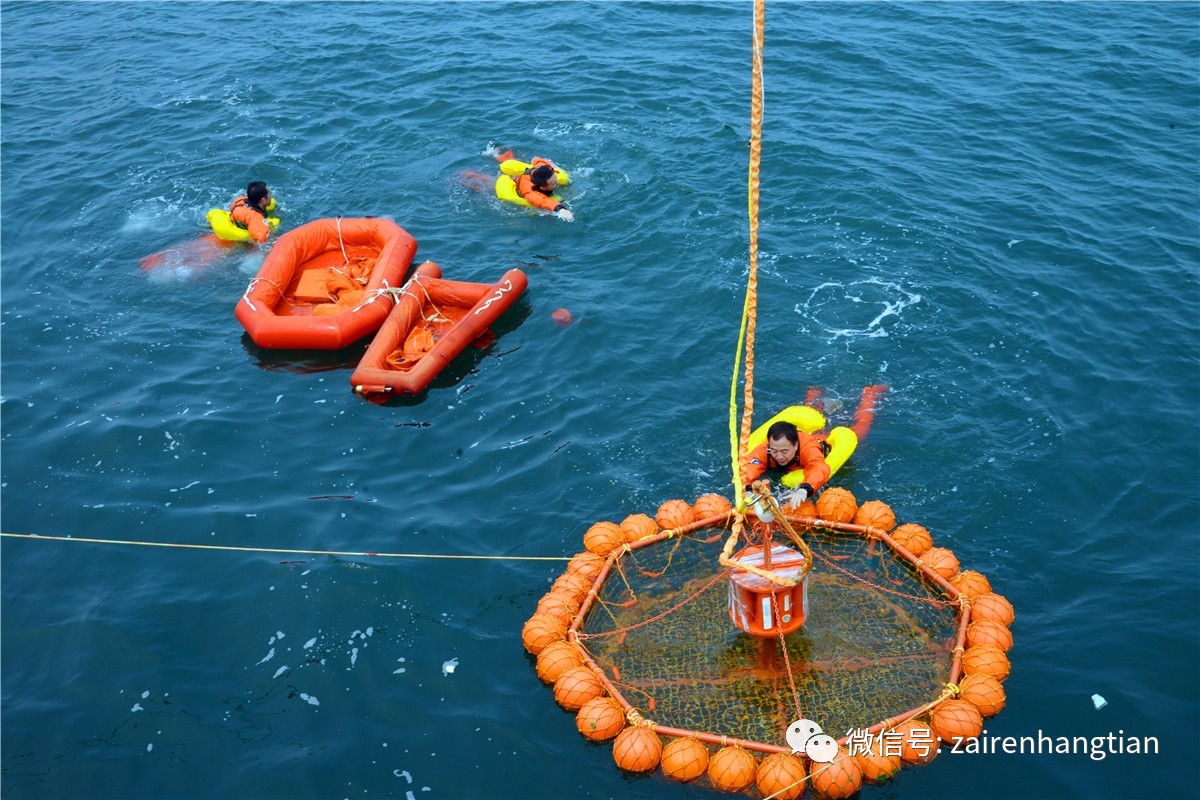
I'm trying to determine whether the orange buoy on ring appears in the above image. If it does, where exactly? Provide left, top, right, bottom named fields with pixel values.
left=551, top=570, right=591, bottom=603
left=535, top=641, right=582, bottom=684
left=553, top=666, right=605, bottom=710
left=566, top=551, right=605, bottom=582
left=535, top=591, right=579, bottom=623
left=551, top=308, right=573, bottom=326
left=966, top=619, right=1013, bottom=651
left=522, top=613, right=567, bottom=655
left=922, top=547, right=960, bottom=579
left=692, top=493, right=732, bottom=520
left=961, top=643, right=1012, bottom=681
left=620, top=513, right=658, bottom=543
left=971, top=592, right=1015, bottom=626
left=815, top=487, right=858, bottom=522
left=930, top=699, right=984, bottom=743
left=612, top=726, right=662, bottom=772
left=727, top=544, right=809, bottom=637
left=656, top=499, right=696, bottom=530
left=854, top=499, right=896, bottom=531
left=958, top=673, right=1007, bottom=716
left=661, top=737, right=710, bottom=783
left=708, top=745, right=757, bottom=793
left=755, top=752, right=808, bottom=800
left=583, top=521, right=624, bottom=556
left=950, top=569, right=992, bottom=599
left=854, top=739, right=902, bottom=785
left=809, top=748, right=863, bottom=799
left=894, top=719, right=939, bottom=765
left=891, top=522, right=933, bottom=557
left=576, top=696, right=626, bottom=741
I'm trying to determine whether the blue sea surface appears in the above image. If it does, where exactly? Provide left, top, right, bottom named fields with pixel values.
left=2, top=2, right=1197, bottom=799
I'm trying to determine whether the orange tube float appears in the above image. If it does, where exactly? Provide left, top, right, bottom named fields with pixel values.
left=350, top=263, right=528, bottom=401
left=235, top=217, right=417, bottom=350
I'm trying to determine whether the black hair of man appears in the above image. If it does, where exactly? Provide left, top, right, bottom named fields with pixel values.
left=766, top=420, right=799, bottom=444
left=530, top=165, right=556, bottom=188
left=247, top=181, right=270, bottom=207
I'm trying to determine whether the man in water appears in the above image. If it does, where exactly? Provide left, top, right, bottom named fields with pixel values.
left=228, top=181, right=277, bottom=243
left=743, top=421, right=831, bottom=508
left=515, top=159, right=575, bottom=222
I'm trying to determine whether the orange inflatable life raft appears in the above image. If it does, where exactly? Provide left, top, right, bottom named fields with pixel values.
left=350, top=262, right=528, bottom=402
left=235, top=217, right=417, bottom=350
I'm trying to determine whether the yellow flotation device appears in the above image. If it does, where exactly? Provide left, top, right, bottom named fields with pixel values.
left=747, top=405, right=858, bottom=489
left=495, top=159, right=570, bottom=207
left=206, top=197, right=280, bottom=242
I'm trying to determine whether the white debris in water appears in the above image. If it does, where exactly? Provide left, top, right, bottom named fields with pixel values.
left=147, top=743, right=153, bottom=752
left=131, top=703, right=143, bottom=712
left=304, top=637, right=318, bottom=649
left=350, top=647, right=359, bottom=667
left=256, top=648, right=275, bottom=665
left=273, top=665, right=289, bottom=679
left=141, top=690, right=150, bottom=699
left=276, top=631, right=285, bottom=640
left=1092, top=694, right=1107, bottom=710
left=299, top=693, right=319, bottom=706
left=442, top=658, right=458, bottom=676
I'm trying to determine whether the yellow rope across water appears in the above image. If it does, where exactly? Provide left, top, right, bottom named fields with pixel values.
left=0, top=531, right=569, bottom=562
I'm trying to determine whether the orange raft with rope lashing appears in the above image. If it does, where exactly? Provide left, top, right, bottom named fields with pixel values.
left=235, top=217, right=417, bottom=350
left=350, top=262, right=528, bottom=401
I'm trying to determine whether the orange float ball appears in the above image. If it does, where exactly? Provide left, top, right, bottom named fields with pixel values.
left=809, top=747, right=863, bottom=799
left=894, top=719, right=939, bottom=765
left=535, top=641, right=582, bottom=684
left=930, top=699, right=984, bottom=744
left=535, top=591, right=579, bottom=624
left=815, top=487, right=858, bottom=522
left=922, top=546, right=960, bottom=579
left=620, top=513, right=658, bottom=543
left=755, top=752, right=807, bottom=800
left=972, top=592, right=1015, bottom=626
left=707, top=745, right=757, bottom=793
left=552, top=570, right=592, bottom=603
left=950, top=569, right=992, bottom=600
left=576, top=695, right=626, bottom=741
left=961, top=643, right=1012, bottom=681
left=553, top=666, right=605, bottom=710
left=656, top=499, right=696, bottom=530
left=854, top=739, right=902, bottom=785
left=958, top=673, right=1008, bottom=717
left=854, top=499, right=896, bottom=532
left=660, top=737, right=710, bottom=783
left=583, top=521, right=624, bottom=556
left=967, top=619, right=1013, bottom=652
left=566, top=551, right=605, bottom=582
left=891, top=522, right=933, bottom=557
left=522, top=613, right=567, bottom=655
left=692, top=493, right=732, bottom=521
left=612, top=726, right=662, bottom=773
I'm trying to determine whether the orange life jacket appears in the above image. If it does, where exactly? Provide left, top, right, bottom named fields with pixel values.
left=229, top=196, right=271, bottom=243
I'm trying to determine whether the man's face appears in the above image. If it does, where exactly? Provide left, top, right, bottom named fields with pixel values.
left=767, top=435, right=798, bottom=464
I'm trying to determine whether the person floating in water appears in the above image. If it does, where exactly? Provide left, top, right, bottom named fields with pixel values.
left=228, top=181, right=278, bottom=243
left=743, top=384, right=888, bottom=507
left=514, top=158, right=574, bottom=222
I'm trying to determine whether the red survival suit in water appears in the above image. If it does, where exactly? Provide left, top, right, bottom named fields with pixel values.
left=514, top=157, right=567, bottom=213
left=229, top=195, right=272, bottom=243
left=742, top=432, right=832, bottom=496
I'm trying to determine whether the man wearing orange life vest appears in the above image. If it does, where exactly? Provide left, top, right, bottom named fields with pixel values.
left=743, top=421, right=831, bottom=507
left=516, top=158, right=575, bottom=221
left=228, top=181, right=275, bottom=243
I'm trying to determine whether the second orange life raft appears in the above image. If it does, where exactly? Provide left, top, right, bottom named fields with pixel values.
left=235, top=217, right=418, bottom=350
left=350, top=262, right=528, bottom=402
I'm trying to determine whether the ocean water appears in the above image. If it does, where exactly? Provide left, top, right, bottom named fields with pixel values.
left=1, top=2, right=1197, bottom=799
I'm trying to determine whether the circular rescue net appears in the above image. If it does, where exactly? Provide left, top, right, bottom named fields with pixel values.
left=579, top=521, right=957, bottom=743
left=524, top=491, right=1015, bottom=794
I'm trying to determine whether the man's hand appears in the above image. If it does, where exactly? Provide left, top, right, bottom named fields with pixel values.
left=555, top=208, right=575, bottom=222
